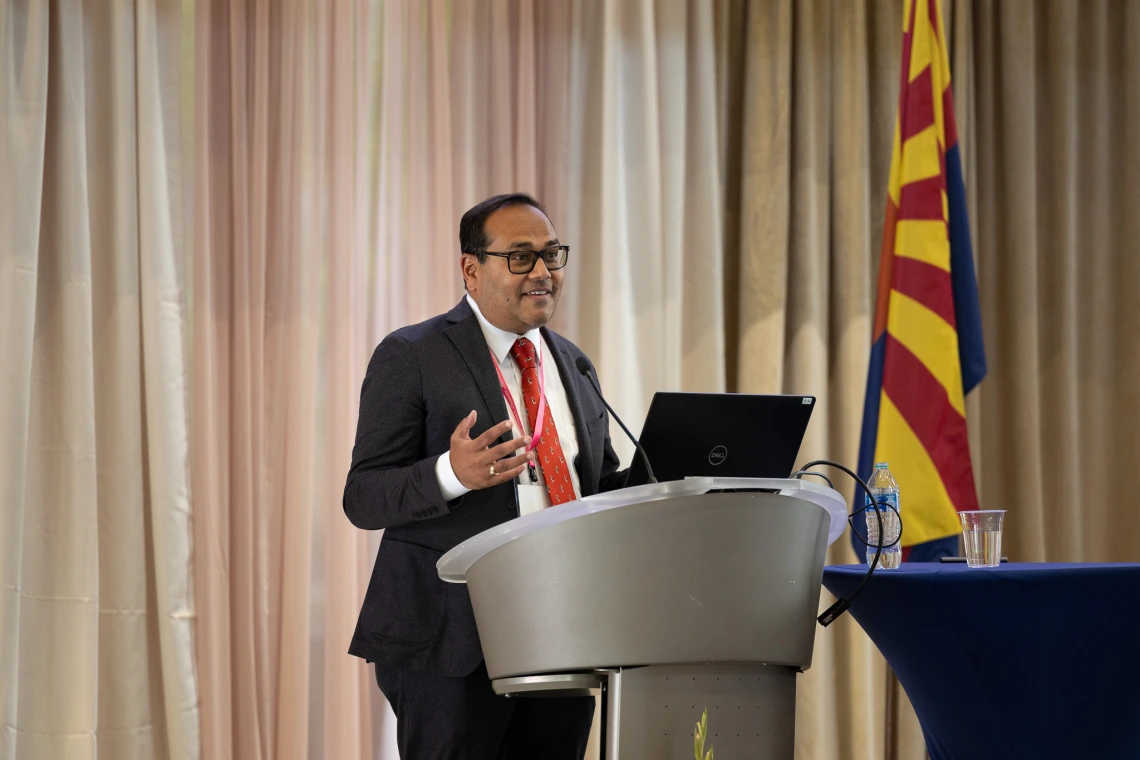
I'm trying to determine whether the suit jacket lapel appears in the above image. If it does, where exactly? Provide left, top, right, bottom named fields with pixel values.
left=542, top=327, right=595, bottom=486
left=443, top=299, right=510, bottom=436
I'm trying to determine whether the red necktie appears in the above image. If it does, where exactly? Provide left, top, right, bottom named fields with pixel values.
left=509, top=338, right=577, bottom=505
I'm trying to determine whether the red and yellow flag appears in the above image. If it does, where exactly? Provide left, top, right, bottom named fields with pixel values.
left=856, top=0, right=987, bottom=558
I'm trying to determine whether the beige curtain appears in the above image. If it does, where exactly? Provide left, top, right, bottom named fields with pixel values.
left=362, top=1, right=1140, bottom=759
left=0, top=1, right=197, bottom=759
left=190, top=1, right=381, bottom=758
left=2, top=1, right=1116, bottom=759
left=719, top=2, right=917, bottom=757
left=370, top=0, right=729, bottom=460
left=723, top=1, right=1140, bottom=755
left=961, top=0, right=1140, bottom=566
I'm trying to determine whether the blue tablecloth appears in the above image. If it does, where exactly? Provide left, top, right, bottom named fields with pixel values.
left=822, top=563, right=1140, bottom=760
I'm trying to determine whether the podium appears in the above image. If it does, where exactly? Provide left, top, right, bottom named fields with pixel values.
left=437, top=478, right=847, bottom=759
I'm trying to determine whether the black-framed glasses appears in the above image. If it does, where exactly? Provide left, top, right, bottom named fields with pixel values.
left=469, top=245, right=570, bottom=274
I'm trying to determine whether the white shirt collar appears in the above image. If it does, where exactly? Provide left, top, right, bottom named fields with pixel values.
left=465, top=293, right=542, bottom=363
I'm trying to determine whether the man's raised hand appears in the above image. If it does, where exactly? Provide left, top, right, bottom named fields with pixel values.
left=449, top=411, right=534, bottom=490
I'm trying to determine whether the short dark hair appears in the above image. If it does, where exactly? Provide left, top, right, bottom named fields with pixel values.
left=459, top=193, right=547, bottom=264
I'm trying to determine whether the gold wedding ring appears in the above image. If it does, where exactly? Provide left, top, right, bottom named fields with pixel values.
left=489, top=464, right=497, bottom=476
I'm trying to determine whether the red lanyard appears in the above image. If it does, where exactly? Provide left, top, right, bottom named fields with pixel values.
left=489, top=340, right=547, bottom=455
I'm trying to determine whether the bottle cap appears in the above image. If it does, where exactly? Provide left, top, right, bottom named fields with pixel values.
left=874, top=462, right=889, bottom=469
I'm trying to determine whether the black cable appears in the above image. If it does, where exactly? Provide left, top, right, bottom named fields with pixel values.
left=794, top=469, right=898, bottom=545
left=847, top=504, right=902, bottom=550
left=794, top=468, right=902, bottom=549
left=792, top=459, right=895, bottom=626
left=789, top=469, right=834, bottom=490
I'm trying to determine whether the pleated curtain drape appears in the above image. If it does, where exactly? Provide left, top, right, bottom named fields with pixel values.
left=3, top=1, right=1139, bottom=759
left=963, top=0, right=1140, bottom=565
left=191, top=2, right=377, bottom=759
left=0, top=1, right=197, bottom=758
left=191, top=2, right=1140, bottom=757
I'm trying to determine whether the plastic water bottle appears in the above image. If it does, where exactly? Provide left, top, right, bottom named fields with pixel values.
left=865, top=462, right=901, bottom=569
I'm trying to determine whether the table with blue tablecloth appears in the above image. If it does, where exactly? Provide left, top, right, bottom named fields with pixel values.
left=822, top=563, right=1140, bottom=760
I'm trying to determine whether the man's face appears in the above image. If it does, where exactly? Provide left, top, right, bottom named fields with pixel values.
left=462, top=204, right=564, bottom=335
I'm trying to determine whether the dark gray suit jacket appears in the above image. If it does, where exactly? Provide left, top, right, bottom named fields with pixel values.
left=344, top=297, right=627, bottom=676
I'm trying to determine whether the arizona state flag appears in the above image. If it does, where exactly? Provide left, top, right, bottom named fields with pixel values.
left=854, top=0, right=987, bottom=561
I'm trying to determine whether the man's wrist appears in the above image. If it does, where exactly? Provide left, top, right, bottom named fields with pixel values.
left=435, top=449, right=471, bottom=502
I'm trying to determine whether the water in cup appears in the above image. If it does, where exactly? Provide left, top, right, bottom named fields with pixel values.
left=961, top=527, right=1002, bottom=566
left=958, top=510, right=1006, bottom=567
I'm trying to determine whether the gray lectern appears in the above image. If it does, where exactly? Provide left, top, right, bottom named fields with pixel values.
left=437, top=477, right=847, bottom=759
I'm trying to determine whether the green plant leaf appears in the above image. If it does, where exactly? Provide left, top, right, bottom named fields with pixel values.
left=694, top=707, right=711, bottom=760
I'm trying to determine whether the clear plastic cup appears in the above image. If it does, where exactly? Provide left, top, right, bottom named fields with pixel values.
left=958, top=510, right=1006, bottom=568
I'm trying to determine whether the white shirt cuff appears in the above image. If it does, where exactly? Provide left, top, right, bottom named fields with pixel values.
left=435, top=450, right=471, bottom=502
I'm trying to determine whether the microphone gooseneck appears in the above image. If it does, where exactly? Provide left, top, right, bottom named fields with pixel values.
left=574, top=357, right=657, bottom=484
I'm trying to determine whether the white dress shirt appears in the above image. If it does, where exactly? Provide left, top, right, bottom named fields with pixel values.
left=435, top=294, right=583, bottom=509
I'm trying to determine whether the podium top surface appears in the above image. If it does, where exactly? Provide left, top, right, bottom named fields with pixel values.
left=437, top=477, right=848, bottom=583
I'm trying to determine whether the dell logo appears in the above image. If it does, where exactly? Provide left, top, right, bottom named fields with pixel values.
left=708, top=445, right=728, bottom=465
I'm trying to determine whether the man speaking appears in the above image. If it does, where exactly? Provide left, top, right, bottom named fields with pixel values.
left=343, top=193, right=628, bottom=759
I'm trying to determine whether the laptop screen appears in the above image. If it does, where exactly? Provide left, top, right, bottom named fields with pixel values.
left=625, top=392, right=815, bottom=486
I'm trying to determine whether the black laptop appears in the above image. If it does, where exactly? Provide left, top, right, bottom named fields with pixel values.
left=625, top=392, right=815, bottom=486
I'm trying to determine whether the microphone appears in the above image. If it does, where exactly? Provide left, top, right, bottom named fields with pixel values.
left=574, top=357, right=657, bottom=484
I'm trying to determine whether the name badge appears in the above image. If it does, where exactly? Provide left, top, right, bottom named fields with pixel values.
left=516, top=484, right=548, bottom=517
